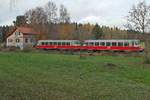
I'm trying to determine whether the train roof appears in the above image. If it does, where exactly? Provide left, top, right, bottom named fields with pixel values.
left=38, top=39, right=140, bottom=43
left=38, top=40, right=79, bottom=42
left=84, top=39, right=140, bottom=42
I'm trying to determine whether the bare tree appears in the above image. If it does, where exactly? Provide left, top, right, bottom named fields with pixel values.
left=24, top=9, right=32, bottom=24
left=24, top=7, right=48, bottom=38
left=44, top=1, right=58, bottom=23
left=127, top=1, right=150, bottom=34
left=127, top=1, right=150, bottom=63
left=25, top=7, right=47, bottom=25
left=59, top=4, right=70, bottom=23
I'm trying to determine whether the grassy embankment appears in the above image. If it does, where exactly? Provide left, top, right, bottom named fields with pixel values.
left=0, top=52, right=150, bottom=100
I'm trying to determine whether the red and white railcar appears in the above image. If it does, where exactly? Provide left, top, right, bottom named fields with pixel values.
left=36, top=40, right=81, bottom=50
left=83, top=40, right=144, bottom=52
left=36, top=39, right=144, bottom=52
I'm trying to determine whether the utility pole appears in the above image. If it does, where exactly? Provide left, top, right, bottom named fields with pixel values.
left=9, top=0, right=18, bottom=12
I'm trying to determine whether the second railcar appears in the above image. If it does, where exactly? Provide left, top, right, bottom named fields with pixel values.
left=83, top=40, right=144, bottom=52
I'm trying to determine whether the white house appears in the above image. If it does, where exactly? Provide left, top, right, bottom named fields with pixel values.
left=6, top=27, right=39, bottom=49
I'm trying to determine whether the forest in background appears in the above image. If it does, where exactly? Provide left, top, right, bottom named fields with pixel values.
left=0, top=1, right=150, bottom=43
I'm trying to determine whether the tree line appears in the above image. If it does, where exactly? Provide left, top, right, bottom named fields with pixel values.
left=0, top=0, right=150, bottom=43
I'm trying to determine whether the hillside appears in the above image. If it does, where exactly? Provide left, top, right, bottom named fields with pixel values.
left=0, top=52, right=150, bottom=100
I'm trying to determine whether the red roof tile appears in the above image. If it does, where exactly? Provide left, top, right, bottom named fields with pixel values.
left=16, top=27, right=40, bottom=35
left=7, top=27, right=40, bottom=38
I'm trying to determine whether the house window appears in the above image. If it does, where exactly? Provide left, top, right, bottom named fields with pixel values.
left=15, top=32, right=20, bottom=36
left=25, top=38, right=28, bottom=43
left=8, top=39, right=13, bottom=42
left=16, top=39, right=20, bottom=43
left=30, top=39, right=33, bottom=43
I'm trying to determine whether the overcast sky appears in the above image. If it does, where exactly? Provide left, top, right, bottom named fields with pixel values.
left=0, top=0, right=150, bottom=28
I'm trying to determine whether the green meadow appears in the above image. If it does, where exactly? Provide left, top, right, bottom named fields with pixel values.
left=0, top=52, right=150, bottom=100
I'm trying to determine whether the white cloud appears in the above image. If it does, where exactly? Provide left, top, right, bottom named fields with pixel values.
left=79, top=16, right=105, bottom=24
left=79, top=15, right=127, bottom=28
left=0, top=0, right=150, bottom=27
left=0, top=18, right=14, bottom=26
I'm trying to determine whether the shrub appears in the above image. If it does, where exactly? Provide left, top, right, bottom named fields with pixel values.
left=21, top=46, right=34, bottom=52
left=143, top=49, right=150, bottom=64
left=8, top=46, right=19, bottom=52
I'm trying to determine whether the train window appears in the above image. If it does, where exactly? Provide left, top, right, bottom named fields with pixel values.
left=49, top=42, right=52, bottom=45
left=135, top=41, right=139, bottom=45
left=62, top=42, right=66, bottom=45
left=75, top=41, right=80, bottom=45
left=124, top=42, right=129, bottom=46
left=42, top=42, right=45, bottom=45
left=95, top=42, right=99, bottom=46
left=132, top=41, right=135, bottom=46
left=106, top=42, right=111, bottom=46
left=100, top=42, right=105, bottom=46
left=53, top=42, right=57, bottom=45
left=49, top=42, right=53, bottom=45
left=85, top=42, right=88, bottom=46
left=66, top=42, right=70, bottom=45
left=71, top=42, right=73, bottom=45
left=112, top=42, right=117, bottom=46
left=58, top=42, right=61, bottom=46
left=118, top=42, right=123, bottom=46
left=74, top=41, right=80, bottom=46
left=89, top=42, right=94, bottom=46
left=83, top=42, right=87, bottom=46
left=45, top=42, right=48, bottom=45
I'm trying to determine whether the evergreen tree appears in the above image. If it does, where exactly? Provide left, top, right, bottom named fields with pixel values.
left=92, top=24, right=103, bottom=39
left=13, top=15, right=27, bottom=27
left=0, top=26, right=10, bottom=42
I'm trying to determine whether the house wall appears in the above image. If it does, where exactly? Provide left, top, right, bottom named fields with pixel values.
left=23, top=35, right=36, bottom=47
left=7, top=32, right=24, bottom=49
left=6, top=30, right=37, bottom=49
